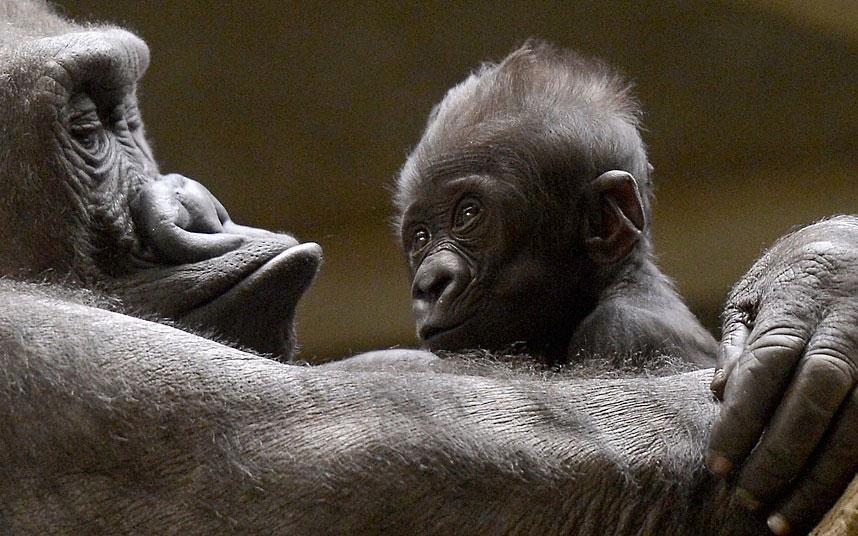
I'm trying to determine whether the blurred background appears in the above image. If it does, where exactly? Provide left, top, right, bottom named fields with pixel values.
left=57, top=1, right=858, bottom=362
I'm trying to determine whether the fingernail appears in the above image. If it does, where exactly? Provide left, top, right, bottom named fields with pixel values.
left=735, top=487, right=762, bottom=511
left=767, top=513, right=790, bottom=535
left=712, top=368, right=724, bottom=383
left=705, top=451, right=733, bottom=476
left=710, top=370, right=726, bottom=399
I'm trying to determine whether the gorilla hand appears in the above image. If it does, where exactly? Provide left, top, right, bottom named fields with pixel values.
left=707, top=215, right=858, bottom=534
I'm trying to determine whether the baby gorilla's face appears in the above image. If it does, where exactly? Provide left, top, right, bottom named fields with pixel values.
left=398, top=165, right=587, bottom=359
left=393, top=42, right=655, bottom=363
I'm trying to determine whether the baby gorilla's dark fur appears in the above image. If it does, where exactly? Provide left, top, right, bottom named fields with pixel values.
left=395, top=40, right=716, bottom=367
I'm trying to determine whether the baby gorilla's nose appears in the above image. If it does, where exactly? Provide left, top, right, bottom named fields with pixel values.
left=412, top=249, right=470, bottom=307
left=411, top=248, right=471, bottom=342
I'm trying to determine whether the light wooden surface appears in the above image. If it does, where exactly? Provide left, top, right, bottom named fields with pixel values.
left=813, top=474, right=858, bottom=535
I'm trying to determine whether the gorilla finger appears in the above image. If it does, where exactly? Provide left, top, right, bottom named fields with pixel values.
left=766, top=388, right=858, bottom=535
left=734, top=353, right=853, bottom=504
left=711, top=321, right=749, bottom=400
left=706, top=326, right=806, bottom=476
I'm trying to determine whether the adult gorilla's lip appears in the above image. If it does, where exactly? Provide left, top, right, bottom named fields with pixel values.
left=110, top=239, right=322, bottom=358
left=180, top=242, right=322, bottom=356
left=183, top=242, right=321, bottom=316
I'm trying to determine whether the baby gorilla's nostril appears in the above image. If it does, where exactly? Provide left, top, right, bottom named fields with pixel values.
left=415, top=265, right=454, bottom=304
left=412, top=249, right=469, bottom=307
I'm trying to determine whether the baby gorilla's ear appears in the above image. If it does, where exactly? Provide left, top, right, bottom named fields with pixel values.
left=584, top=170, right=646, bottom=264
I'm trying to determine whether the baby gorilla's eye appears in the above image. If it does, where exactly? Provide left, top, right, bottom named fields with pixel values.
left=412, top=226, right=431, bottom=253
left=453, top=199, right=481, bottom=232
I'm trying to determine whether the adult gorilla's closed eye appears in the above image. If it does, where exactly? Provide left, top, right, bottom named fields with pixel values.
left=3, top=2, right=858, bottom=534
left=395, top=42, right=716, bottom=367
left=0, top=1, right=321, bottom=359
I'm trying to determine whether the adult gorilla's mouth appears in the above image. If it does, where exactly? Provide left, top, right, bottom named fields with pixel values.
left=113, top=173, right=324, bottom=358
left=180, top=242, right=322, bottom=357
left=109, top=239, right=322, bottom=359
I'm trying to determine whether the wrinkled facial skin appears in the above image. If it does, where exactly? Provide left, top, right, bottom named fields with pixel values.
left=0, top=29, right=320, bottom=359
left=400, top=169, right=585, bottom=358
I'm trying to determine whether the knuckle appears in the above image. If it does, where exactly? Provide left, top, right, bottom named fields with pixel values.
left=802, top=352, right=856, bottom=388
left=820, top=315, right=858, bottom=354
left=719, top=320, right=749, bottom=352
left=746, top=327, right=806, bottom=360
left=722, top=296, right=757, bottom=329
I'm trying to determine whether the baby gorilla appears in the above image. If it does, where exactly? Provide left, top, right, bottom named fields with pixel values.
left=394, top=41, right=715, bottom=367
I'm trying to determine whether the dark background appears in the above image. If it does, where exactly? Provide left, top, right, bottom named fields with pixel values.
left=56, top=1, right=858, bottom=362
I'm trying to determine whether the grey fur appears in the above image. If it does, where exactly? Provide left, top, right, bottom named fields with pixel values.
left=1, top=280, right=767, bottom=535
left=0, top=2, right=840, bottom=534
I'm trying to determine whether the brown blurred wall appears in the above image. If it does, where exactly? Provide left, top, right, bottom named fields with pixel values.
left=55, top=1, right=858, bottom=362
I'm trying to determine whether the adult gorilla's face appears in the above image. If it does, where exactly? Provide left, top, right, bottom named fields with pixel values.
left=0, top=27, right=321, bottom=359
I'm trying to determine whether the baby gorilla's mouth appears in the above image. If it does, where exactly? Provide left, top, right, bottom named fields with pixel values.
left=419, top=319, right=466, bottom=346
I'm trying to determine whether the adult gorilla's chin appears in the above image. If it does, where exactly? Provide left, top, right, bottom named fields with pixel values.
left=179, top=242, right=322, bottom=359
left=110, top=240, right=321, bottom=360
left=106, top=174, right=323, bottom=360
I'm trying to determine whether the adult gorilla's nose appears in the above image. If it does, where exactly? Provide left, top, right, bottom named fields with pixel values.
left=122, top=172, right=320, bottom=359
left=130, top=173, right=298, bottom=264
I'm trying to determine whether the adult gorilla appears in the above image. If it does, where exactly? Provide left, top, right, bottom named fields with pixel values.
left=1, top=1, right=857, bottom=534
